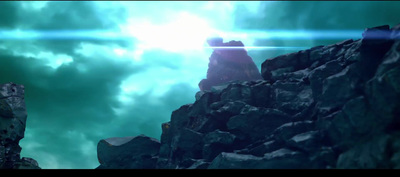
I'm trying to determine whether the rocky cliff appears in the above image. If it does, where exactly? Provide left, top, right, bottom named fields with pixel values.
left=97, top=24, right=400, bottom=169
left=0, top=83, right=40, bottom=169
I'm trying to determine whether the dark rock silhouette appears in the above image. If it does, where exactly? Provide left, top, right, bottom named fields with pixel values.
left=97, top=24, right=400, bottom=169
left=0, top=83, right=40, bottom=169
left=96, top=135, right=160, bottom=169
left=199, top=37, right=263, bottom=91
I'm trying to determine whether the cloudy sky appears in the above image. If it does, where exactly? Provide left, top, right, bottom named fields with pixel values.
left=0, top=1, right=399, bottom=169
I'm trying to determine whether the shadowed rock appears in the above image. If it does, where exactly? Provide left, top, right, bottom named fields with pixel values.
left=97, top=135, right=160, bottom=169
left=199, top=38, right=262, bottom=91
left=0, top=83, right=40, bottom=169
left=96, top=24, right=400, bottom=169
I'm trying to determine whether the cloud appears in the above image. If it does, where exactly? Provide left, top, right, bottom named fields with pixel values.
left=0, top=1, right=398, bottom=169
left=0, top=45, right=139, bottom=168
left=0, top=2, right=19, bottom=29
left=1, top=1, right=212, bottom=169
left=1, top=1, right=129, bottom=55
left=233, top=1, right=400, bottom=67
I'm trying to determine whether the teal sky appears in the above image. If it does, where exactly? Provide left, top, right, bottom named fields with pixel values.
left=0, top=1, right=399, bottom=169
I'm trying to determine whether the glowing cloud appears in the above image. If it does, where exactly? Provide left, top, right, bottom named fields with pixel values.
left=121, top=12, right=218, bottom=53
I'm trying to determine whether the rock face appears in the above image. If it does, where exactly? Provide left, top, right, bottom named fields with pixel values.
left=0, top=83, right=40, bottom=169
left=198, top=37, right=263, bottom=91
left=96, top=135, right=161, bottom=169
left=97, top=24, right=400, bottom=169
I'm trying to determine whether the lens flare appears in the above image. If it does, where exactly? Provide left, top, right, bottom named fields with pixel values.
left=1, top=29, right=393, bottom=51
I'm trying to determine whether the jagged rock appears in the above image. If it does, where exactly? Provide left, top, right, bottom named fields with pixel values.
left=309, top=45, right=335, bottom=66
left=203, top=130, right=236, bottom=145
left=16, top=157, right=40, bottom=169
left=208, top=152, right=264, bottom=169
left=336, top=134, right=391, bottom=169
left=248, top=140, right=283, bottom=157
left=357, top=26, right=394, bottom=82
left=173, top=128, right=203, bottom=152
left=160, top=122, right=171, bottom=144
left=189, top=92, right=220, bottom=116
left=195, top=91, right=205, bottom=101
left=260, top=148, right=309, bottom=169
left=309, top=60, right=344, bottom=100
left=365, top=41, right=400, bottom=130
left=214, top=101, right=246, bottom=117
left=325, top=110, right=362, bottom=150
left=334, top=39, right=354, bottom=54
left=210, top=81, right=235, bottom=94
left=199, top=38, right=262, bottom=91
left=375, top=41, right=400, bottom=77
left=187, top=159, right=210, bottom=169
left=186, top=115, right=220, bottom=134
left=169, top=104, right=192, bottom=137
left=287, top=131, right=321, bottom=152
left=0, top=83, right=39, bottom=169
left=209, top=148, right=309, bottom=169
left=186, top=101, right=247, bottom=134
left=361, top=25, right=391, bottom=40
left=227, top=107, right=291, bottom=142
left=271, top=80, right=314, bottom=115
left=221, top=83, right=253, bottom=104
left=251, top=81, right=272, bottom=108
left=342, top=96, right=379, bottom=135
left=170, top=128, right=203, bottom=161
left=272, top=121, right=315, bottom=142
left=177, top=158, right=197, bottom=169
left=202, top=130, right=236, bottom=161
left=343, top=39, right=362, bottom=64
left=97, top=135, right=160, bottom=169
left=97, top=24, right=400, bottom=169
left=319, top=64, right=362, bottom=111
left=261, top=49, right=311, bottom=81
left=309, top=147, right=337, bottom=169
left=177, top=158, right=210, bottom=169
left=188, top=101, right=249, bottom=134
left=320, top=96, right=379, bottom=150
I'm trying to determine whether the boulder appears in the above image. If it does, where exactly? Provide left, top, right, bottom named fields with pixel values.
left=97, top=135, right=160, bottom=169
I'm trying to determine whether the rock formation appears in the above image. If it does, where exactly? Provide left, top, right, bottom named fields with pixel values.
left=198, top=37, right=263, bottom=91
left=97, top=24, right=400, bottom=169
left=0, top=83, right=40, bottom=169
left=96, top=135, right=160, bottom=169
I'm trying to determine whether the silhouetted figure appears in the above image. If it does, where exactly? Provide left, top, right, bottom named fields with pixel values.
left=199, top=37, right=263, bottom=91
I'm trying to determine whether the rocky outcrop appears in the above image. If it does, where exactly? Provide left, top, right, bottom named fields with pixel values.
left=0, top=83, right=40, bottom=169
left=96, top=135, right=160, bottom=169
left=198, top=37, right=262, bottom=91
left=97, top=24, right=400, bottom=169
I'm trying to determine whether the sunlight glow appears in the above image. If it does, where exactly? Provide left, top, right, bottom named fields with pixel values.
left=121, top=12, right=218, bottom=53
left=113, top=48, right=127, bottom=56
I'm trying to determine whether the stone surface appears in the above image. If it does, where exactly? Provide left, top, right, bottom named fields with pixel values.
left=208, top=152, right=263, bottom=169
left=0, top=83, right=40, bottom=169
left=96, top=24, right=400, bottom=169
left=336, top=134, right=391, bottom=169
left=199, top=38, right=262, bottom=91
left=202, top=130, right=236, bottom=161
left=97, top=135, right=160, bottom=169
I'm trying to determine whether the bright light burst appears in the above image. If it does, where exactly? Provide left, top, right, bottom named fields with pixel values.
left=121, top=12, right=218, bottom=52
left=1, top=11, right=381, bottom=55
left=0, top=29, right=373, bottom=46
